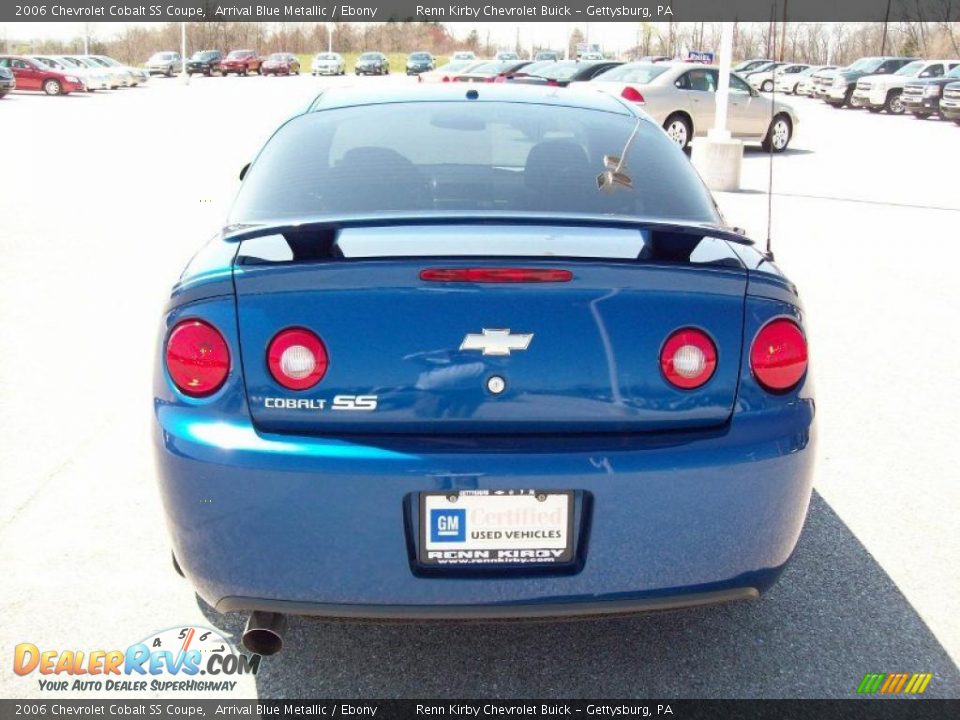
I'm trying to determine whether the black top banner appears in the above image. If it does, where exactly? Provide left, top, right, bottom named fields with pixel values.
left=4, top=0, right=959, bottom=23
left=0, top=700, right=957, bottom=720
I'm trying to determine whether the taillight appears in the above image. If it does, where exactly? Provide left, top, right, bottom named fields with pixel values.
left=494, top=75, right=507, bottom=83
left=621, top=86, right=645, bottom=103
left=420, top=268, right=573, bottom=283
left=546, top=79, right=559, bottom=87
left=267, top=328, right=328, bottom=390
left=165, top=320, right=230, bottom=397
left=660, top=328, right=717, bottom=389
left=442, top=75, right=450, bottom=82
left=750, top=319, right=808, bottom=393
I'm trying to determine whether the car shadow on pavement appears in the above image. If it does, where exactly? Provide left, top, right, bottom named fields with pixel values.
left=197, top=491, right=959, bottom=698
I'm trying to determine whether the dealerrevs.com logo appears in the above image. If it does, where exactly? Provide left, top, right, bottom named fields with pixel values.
left=13, top=626, right=259, bottom=692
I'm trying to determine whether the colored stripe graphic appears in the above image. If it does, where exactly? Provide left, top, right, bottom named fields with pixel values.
left=857, top=673, right=885, bottom=694
left=905, top=673, right=933, bottom=694
left=858, top=672, right=932, bottom=694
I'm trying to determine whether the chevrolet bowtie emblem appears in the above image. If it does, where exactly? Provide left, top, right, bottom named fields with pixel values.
left=459, top=329, right=533, bottom=356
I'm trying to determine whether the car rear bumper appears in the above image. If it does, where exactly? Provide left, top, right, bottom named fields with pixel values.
left=155, top=400, right=815, bottom=617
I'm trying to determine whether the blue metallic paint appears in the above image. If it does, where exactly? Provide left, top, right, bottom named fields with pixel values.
left=154, top=271, right=814, bottom=613
left=153, top=90, right=815, bottom=617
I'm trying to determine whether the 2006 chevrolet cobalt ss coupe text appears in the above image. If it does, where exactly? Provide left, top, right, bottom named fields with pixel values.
left=154, top=85, right=815, bottom=655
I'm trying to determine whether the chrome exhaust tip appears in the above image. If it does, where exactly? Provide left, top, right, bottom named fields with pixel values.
left=241, top=611, right=287, bottom=656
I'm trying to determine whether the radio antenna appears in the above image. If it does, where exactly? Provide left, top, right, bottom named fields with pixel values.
left=767, top=2, right=787, bottom=260
left=765, top=2, right=778, bottom=260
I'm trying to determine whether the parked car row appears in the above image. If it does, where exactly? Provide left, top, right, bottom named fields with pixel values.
left=418, top=58, right=798, bottom=153
left=0, top=53, right=147, bottom=96
left=145, top=49, right=305, bottom=77
left=797, top=54, right=960, bottom=124
left=728, top=53, right=960, bottom=126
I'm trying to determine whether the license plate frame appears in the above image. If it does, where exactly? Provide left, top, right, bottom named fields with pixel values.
left=417, top=490, right=575, bottom=568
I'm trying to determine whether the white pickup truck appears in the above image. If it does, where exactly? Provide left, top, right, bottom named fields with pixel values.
left=853, top=59, right=959, bottom=114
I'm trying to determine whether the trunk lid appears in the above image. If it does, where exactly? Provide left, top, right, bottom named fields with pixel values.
left=232, top=224, right=748, bottom=436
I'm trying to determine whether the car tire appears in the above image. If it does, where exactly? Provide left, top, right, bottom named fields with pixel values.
left=884, top=91, right=905, bottom=115
left=43, top=78, right=62, bottom=96
left=761, top=80, right=773, bottom=92
left=172, top=550, right=185, bottom=578
left=663, top=113, right=692, bottom=152
left=762, top=114, right=792, bottom=153
left=255, top=66, right=261, bottom=75
left=165, top=67, right=173, bottom=78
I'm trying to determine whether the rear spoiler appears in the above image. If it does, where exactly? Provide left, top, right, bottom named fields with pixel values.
left=223, top=213, right=753, bottom=256
left=227, top=215, right=754, bottom=271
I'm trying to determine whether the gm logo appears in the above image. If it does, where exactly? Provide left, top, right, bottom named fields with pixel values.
left=430, top=509, right=465, bottom=543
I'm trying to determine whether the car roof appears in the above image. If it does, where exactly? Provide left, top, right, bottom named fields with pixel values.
left=308, top=84, right=636, bottom=116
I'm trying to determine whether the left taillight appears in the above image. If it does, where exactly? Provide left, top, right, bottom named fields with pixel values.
left=267, top=328, right=329, bottom=390
left=620, top=86, right=645, bottom=103
left=165, top=320, right=230, bottom=397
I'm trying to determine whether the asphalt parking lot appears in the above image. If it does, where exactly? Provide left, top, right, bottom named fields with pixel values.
left=0, top=73, right=958, bottom=699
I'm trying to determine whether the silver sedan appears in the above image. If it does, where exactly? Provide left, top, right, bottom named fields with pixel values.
left=579, top=62, right=799, bottom=152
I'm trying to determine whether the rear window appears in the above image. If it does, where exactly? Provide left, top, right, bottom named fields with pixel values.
left=593, top=63, right=669, bottom=84
left=229, top=101, right=719, bottom=225
left=531, top=62, right=597, bottom=81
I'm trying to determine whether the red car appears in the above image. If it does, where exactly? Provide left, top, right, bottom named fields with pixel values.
left=261, top=53, right=301, bottom=76
left=0, top=55, right=85, bottom=95
left=221, top=50, right=263, bottom=76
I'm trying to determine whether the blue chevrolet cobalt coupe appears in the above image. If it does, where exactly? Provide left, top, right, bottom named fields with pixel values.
left=155, top=85, right=814, bottom=655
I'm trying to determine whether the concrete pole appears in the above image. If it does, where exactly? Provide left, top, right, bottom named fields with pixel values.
left=691, top=21, right=742, bottom=192
left=711, top=21, right=734, bottom=140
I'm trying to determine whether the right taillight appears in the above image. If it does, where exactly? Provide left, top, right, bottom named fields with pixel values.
left=750, top=318, right=808, bottom=393
left=267, top=328, right=328, bottom=390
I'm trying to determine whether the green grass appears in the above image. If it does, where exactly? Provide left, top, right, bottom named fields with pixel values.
left=295, top=53, right=450, bottom=74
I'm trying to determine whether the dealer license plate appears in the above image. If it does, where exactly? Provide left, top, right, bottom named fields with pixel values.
left=418, top=490, right=574, bottom=566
